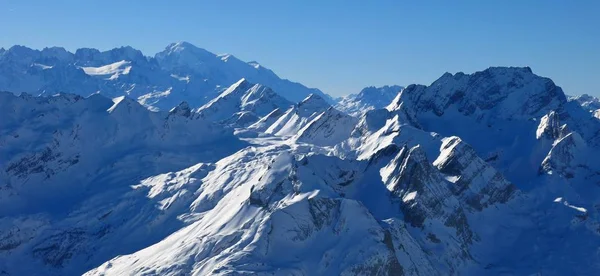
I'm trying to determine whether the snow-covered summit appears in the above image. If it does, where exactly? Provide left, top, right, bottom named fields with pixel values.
left=570, top=93, right=600, bottom=112
left=196, top=78, right=292, bottom=124
left=297, top=93, right=331, bottom=114
left=0, top=43, right=332, bottom=110
left=336, top=85, right=404, bottom=116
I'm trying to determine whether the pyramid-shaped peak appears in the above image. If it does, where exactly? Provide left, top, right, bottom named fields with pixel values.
left=220, top=78, right=253, bottom=96
left=299, top=93, right=329, bottom=107
left=167, top=41, right=198, bottom=51
left=160, top=41, right=214, bottom=56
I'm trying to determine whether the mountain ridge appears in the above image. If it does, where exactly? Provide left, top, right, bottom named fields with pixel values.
left=0, top=42, right=332, bottom=111
left=2, top=66, right=600, bottom=275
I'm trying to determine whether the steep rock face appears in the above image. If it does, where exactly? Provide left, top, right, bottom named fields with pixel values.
left=433, top=137, right=517, bottom=210
left=536, top=111, right=569, bottom=140
left=383, top=67, right=600, bottom=186
left=390, top=67, right=566, bottom=120
left=540, top=132, right=590, bottom=179
left=336, top=85, right=404, bottom=116
left=345, top=67, right=600, bottom=274
left=364, top=136, right=529, bottom=274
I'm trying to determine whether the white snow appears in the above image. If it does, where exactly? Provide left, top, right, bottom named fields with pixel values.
left=33, top=63, right=53, bottom=69
left=170, top=74, right=190, bottom=83
left=553, top=197, right=587, bottom=213
left=1, top=64, right=600, bottom=276
left=403, top=191, right=417, bottom=202
left=81, top=60, right=132, bottom=79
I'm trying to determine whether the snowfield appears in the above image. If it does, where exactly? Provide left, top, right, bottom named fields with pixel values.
left=1, top=48, right=600, bottom=276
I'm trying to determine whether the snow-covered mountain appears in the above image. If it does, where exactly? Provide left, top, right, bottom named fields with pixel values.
left=336, top=85, right=404, bottom=116
left=2, top=66, right=600, bottom=276
left=0, top=43, right=330, bottom=111
left=253, top=93, right=358, bottom=146
left=570, top=93, right=600, bottom=111
left=195, top=78, right=293, bottom=127
left=570, top=93, right=600, bottom=120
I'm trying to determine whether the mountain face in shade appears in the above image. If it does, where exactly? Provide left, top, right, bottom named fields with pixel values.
left=0, top=42, right=331, bottom=111
left=1, top=66, right=600, bottom=276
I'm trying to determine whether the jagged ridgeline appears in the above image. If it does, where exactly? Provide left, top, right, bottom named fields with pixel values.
left=0, top=43, right=332, bottom=110
left=1, top=58, right=600, bottom=275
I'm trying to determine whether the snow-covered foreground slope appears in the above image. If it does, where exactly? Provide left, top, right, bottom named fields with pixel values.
left=0, top=43, right=330, bottom=111
left=2, top=67, right=600, bottom=276
left=0, top=91, right=246, bottom=274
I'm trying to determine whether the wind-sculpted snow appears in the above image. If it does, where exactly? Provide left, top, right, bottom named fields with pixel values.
left=3, top=67, right=600, bottom=275
left=0, top=43, right=330, bottom=111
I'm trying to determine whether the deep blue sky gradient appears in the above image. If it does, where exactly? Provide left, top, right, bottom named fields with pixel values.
left=1, top=0, right=598, bottom=96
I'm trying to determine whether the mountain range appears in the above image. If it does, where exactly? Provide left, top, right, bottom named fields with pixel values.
left=0, top=42, right=331, bottom=111
left=1, top=43, right=600, bottom=276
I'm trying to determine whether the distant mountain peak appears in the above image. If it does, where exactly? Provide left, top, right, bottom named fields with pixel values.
left=197, top=79, right=292, bottom=124
left=570, top=93, right=600, bottom=112
left=158, top=41, right=215, bottom=60
left=165, top=41, right=199, bottom=51
left=299, top=93, right=330, bottom=110
left=336, top=85, right=403, bottom=116
left=0, top=43, right=331, bottom=110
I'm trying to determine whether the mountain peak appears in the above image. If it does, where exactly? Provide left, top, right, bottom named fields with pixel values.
left=6, top=45, right=38, bottom=56
left=159, top=41, right=214, bottom=58
left=337, top=85, right=404, bottom=116
left=393, top=66, right=567, bottom=119
left=166, top=41, right=198, bottom=51
left=299, top=93, right=327, bottom=105
left=221, top=78, right=252, bottom=96
left=571, top=93, right=600, bottom=112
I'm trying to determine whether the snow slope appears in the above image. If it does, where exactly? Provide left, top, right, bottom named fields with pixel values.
left=2, top=66, right=600, bottom=276
left=195, top=78, right=293, bottom=126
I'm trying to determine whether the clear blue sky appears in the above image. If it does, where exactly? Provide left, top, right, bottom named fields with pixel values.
left=0, top=0, right=598, bottom=97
